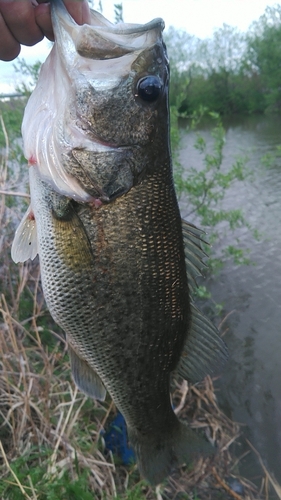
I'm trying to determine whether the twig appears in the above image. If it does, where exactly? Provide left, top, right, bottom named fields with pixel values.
left=110, top=468, right=117, bottom=498
left=27, top=475, right=37, bottom=499
left=174, top=380, right=189, bottom=415
left=212, top=467, right=243, bottom=500
left=156, top=484, right=163, bottom=500
left=96, top=399, right=114, bottom=441
left=230, top=449, right=251, bottom=471
left=0, top=114, right=9, bottom=168
left=0, top=189, right=30, bottom=198
left=65, top=395, right=88, bottom=438
left=246, top=439, right=281, bottom=499
left=49, top=385, right=78, bottom=469
left=0, top=441, right=33, bottom=500
left=218, top=309, right=236, bottom=331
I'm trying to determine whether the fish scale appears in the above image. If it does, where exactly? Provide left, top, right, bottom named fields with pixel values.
left=73, top=168, right=189, bottom=378
left=31, top=163, right=189, bottom=436
left=11, top=0, right=228, bottom=485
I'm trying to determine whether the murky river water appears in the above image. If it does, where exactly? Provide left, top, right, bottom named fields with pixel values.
left=179, top=114, right=281, bottom=486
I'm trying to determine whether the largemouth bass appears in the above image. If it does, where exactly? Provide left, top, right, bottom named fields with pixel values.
left=12, top=0, right=228, bottom=485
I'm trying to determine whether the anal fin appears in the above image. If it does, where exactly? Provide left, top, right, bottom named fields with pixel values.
left=176, top=303, right=228, bottom=383
left=69, top=345, right=106, bottom=401
left=11, top=204, right=38, bottom=263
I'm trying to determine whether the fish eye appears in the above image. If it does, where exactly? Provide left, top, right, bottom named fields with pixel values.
left=136, top=76, right=162, bottom=103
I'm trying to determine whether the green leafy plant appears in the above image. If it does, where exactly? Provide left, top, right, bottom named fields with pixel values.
left=14, top=58, right=42, bottom=96
left=114, top=3, right=124, bottom=23
left=165, top=5, right=281, bottom=117
left=261, top=144, right=281, bottom=168
left=172, top=108, right=250, bottom=273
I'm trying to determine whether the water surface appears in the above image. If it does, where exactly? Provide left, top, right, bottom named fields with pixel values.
left=179, top=114, right=281, bottom=485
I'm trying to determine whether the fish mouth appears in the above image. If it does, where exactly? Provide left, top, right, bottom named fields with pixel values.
left=51, top=0, right=164, bottom=66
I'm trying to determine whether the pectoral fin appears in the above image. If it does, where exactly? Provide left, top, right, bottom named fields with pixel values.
left=176, top=303, right=228, bottom=383
left=11, top=205, right=38, bottom=263
left=69, top=345, right=106, bottom=401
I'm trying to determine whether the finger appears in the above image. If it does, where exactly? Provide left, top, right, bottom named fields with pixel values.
left=37, top=0, right=91, bottom=24
left=0, top=11, right=20, bottom=61
left=35, top=0, right=91, bottom=41
left=34, top=3, right=54, bottom=41
left=0, top=0, right=44, bottom=46
left=62, top=0, right=91, bottom=25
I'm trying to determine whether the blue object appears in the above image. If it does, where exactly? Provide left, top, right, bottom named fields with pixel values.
left=103, top=411, right=136, bottom=465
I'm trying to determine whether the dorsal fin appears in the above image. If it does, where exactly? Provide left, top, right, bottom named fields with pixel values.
left=180, top=219, right=228, bottom=382
left=181, top=219, right=208, bottom=294
left=176, top=303, right=228, bottom=383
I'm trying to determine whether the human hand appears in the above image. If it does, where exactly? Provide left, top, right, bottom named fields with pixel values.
left=0, top=0, right=91, bottom=61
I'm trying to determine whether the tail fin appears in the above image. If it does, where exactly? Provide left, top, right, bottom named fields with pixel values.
left=128, top=420, right=213, bottom=485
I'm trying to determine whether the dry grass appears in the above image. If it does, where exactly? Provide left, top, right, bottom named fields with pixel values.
left=0, top=290, right=265, bottom=500
left=0, top=247, right=118, bottom=498
left=0, top=117, right=280, bottom=500
left=0, top=221, right=265, bottom=500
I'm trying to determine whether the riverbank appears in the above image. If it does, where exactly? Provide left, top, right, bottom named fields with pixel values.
left=0, top=311, right=264, bottom=499
left=0, top=115, right=280, bottom=500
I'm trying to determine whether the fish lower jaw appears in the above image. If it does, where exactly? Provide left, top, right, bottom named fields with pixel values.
left=82, top=141, right=119, bottom=153
left=74, top=125, right=136, bottom=152
left=77, top=140, right=134, bottom=153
